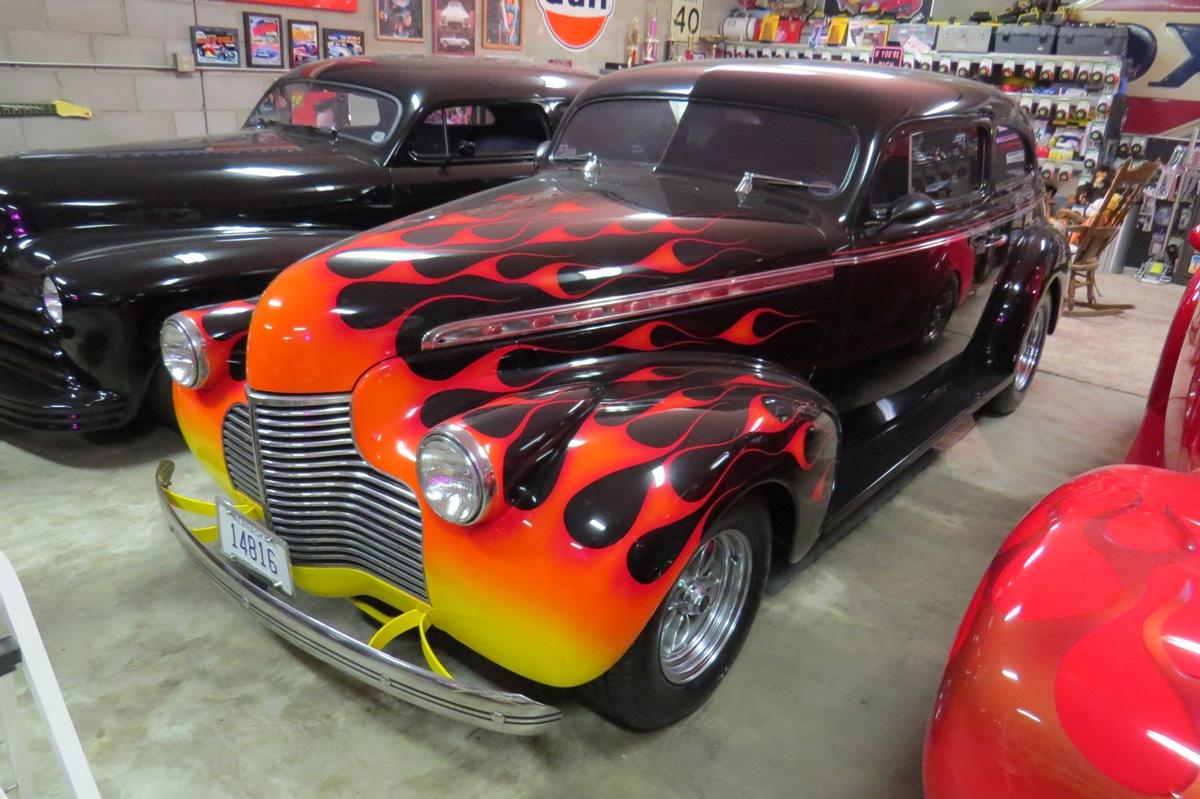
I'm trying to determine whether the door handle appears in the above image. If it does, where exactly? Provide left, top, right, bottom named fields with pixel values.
left=980, top=232, right=1008, bottom=249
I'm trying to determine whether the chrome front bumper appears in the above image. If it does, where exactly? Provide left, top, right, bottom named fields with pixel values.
left=155, top=460, right=562, bottom=735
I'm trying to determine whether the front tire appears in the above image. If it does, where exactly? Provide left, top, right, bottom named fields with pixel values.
left=582, top=496, right=771, bottom=730
left=985, top=292, right=1051, bottom=416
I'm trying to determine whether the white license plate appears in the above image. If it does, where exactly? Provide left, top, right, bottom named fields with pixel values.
left=217, top=500, right=294, bottom=596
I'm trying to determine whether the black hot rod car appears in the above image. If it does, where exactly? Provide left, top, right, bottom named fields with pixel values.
left=157, top=61, right=1067, bottom=732
left=0, top=56, right=592, bottom=431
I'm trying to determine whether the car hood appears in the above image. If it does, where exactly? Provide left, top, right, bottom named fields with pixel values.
left=246, top=167, right=833, bottom=394
left=0, top=128, right=384, bottom=234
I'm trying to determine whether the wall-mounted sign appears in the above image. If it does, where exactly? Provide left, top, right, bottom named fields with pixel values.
left=190, top=26, right=240, bottom=68
left=668, top=0, right=700, bottom=42
left=244, top=12, right=284, bottom=69
left=537, top=0, right=613, bottom=51
left=871, top=45, right=904, bottom=66
left=434, top=0, right=476, bottom=55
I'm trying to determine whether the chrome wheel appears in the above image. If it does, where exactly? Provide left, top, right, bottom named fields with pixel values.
left=921, top=287, right=956, bottom=346
left=1014, top=302, right=1049, bottom=392
left=658, top=528, right=753, bottom=685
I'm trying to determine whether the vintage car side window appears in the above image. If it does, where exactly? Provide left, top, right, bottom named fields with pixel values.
left=910, top=127, right=984, bottom=202
left=409, top=103, right=549, bottom=161
left=992, top=125, right=1034, bottom=186
left=247, top=81, right=401, bottom=149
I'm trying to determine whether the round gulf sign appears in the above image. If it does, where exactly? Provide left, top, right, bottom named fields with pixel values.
left=537, top=0, right=614, bottom=51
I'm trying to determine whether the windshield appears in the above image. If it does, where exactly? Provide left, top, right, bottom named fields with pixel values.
left=245, top=81, right=402, bottom=149
left=553, top=98, right=858, bottom=193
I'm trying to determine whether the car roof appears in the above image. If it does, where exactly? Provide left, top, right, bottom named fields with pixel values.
left=286, top=55, right=596, bottom=106
left=574, top=60, right=1021, bottom=132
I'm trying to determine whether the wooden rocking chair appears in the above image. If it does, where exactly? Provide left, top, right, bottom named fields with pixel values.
left=1065, top=160, right=1160, bottom=311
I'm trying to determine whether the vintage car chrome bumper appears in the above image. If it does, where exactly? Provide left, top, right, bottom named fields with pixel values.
left=155, top=460, right=562, bottom=735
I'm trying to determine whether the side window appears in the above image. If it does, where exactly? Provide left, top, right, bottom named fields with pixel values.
left=992, top=125, right=1034, bottom=185
left=407, top=102, right=549, bottom=161
left=911, top=126, right=984, bottom=202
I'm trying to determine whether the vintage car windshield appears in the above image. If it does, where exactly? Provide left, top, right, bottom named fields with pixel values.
left=552, top=98, right=857, bottom=194
left=246, top=81, right=402, bottom=149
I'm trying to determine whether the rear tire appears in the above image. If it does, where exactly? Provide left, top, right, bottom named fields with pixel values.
left=915, top=279, right=958, bottom=351
left=582, top=496, right=771, bottom=730
left=985, top=292, right=1051, bottom=416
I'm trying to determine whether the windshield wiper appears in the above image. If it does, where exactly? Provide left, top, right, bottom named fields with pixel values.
left=735, top=171, right=835, bottom=201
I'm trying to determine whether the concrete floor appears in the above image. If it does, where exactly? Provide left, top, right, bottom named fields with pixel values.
left=0, top=273, right=1185, bottom=798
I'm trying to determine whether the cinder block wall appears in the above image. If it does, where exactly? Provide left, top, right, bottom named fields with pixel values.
left=0, top=0, right=649, bottom=156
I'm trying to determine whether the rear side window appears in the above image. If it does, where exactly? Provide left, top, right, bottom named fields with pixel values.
left=407, top=102, right=549, bottom=160
left=910, top=127, right=984, bottom=202
left=992, top=125, right=1034, bottom=185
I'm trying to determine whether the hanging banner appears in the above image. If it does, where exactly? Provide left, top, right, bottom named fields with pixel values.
left=537, top=0, right=613, bottom=51
left=228, top=0, right=358, bottom=13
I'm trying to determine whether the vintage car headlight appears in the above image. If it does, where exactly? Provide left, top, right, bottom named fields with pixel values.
left=417, top=426, right=496, bottom=525
left=41, top=277, right=63, bottom=324
left=159, top=314, right=210, bottom=388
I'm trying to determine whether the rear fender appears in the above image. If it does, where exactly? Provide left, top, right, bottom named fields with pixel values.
left=972, top=222, right=1067, bottom=375
left=351, top=352, right=838, bottom=686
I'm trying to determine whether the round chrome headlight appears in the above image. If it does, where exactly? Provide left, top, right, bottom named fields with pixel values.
left=416, top=426, right=495, bottom=525
left=41, top=276, right=63, bottom=325
left=159, top=314, right=209, bottom=388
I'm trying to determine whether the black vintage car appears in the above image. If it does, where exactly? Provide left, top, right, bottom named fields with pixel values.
left=157, top=61, right=1067, bottom=732
left=0, top=56, right=592, bottom=431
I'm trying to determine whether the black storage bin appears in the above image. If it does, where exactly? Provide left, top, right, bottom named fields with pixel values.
left=1056, top=25, right=1128, bottom=57
left=995, top=24, right=1057, bottom=54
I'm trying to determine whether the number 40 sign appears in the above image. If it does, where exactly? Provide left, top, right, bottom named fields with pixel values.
left=669, top=0, right=701, bottom=42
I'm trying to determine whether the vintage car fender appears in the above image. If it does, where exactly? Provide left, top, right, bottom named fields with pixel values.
left=36, top=226, right=352, bottom=408
left=926, top=262, right=1200, bottom=798
left=924, top=464, right=1200, bottom=799
left=172, top=306, right=839, bottom=687
left=971, top=222, right=1068, bottom=376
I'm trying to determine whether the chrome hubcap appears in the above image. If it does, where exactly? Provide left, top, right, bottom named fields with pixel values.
left=658, top=528, right=753, bottom=685
left=1014, top=305, right=1048, bottom=392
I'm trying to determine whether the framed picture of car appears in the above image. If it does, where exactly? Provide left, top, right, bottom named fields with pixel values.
left=287, top=19, right=320, bottom=67
left=377, top=0, right=424, bottom=41
left=244, top=12, right=284, bottom=69
left=324, top=28, right=365, bottom=58
left=482, top=0, right=520, bottom=49
left=190, top=26, right=240, bottom=68
left=434, top=0, right=475, bottom=55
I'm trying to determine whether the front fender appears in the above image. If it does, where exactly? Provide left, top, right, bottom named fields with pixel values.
left=351, top=352, right=838, bottom=687
left=41, top=226, right=353, bottom=403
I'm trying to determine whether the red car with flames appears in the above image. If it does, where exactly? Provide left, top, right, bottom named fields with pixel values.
left=154, top=61, right=1067, bottom=733
left=925, top=227, right=1200, bottom=797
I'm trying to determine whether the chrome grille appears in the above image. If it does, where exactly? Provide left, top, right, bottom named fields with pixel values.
left=222, top=393, right=428, bottom=601
left=221, top=403, right=262, bottom=503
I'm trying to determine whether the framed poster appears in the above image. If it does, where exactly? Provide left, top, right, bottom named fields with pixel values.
left=434, top=0, right=475, bottom=55
left=190, top=26, right=240, bottom=68
left=324, top=28, right=365, bottom=57
left=377, top=0, right=424, bottom=41
left=483, top=0, right=520, bottom=49
left=287, top=19, right=320, bottom=66
left=244, top=12, right=284, bottom=68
